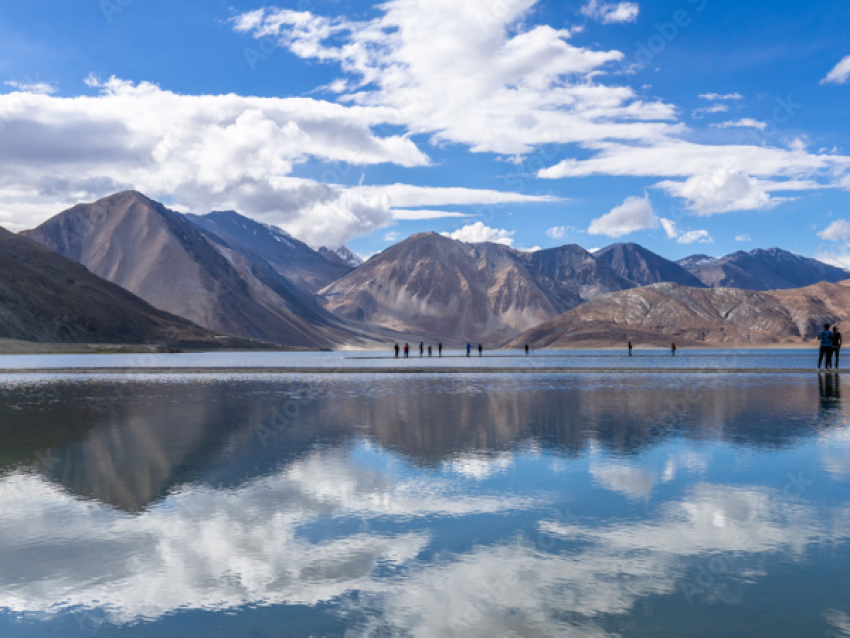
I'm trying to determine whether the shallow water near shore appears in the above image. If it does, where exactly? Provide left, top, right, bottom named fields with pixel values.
left=0, top=363, right=849, bottom=636
left=0, top=347, right=834, bottom=371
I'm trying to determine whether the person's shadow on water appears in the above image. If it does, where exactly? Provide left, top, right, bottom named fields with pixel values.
left=819, top=372, right=841, bottom=415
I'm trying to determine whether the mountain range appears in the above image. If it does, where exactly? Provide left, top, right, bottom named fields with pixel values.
left=23, top=191, right=374, bottom=348
left=506, top=281, right=850, bottom=349
left=678, top=248, right=848, bottom=291
left=5, top=190, right=848, bottom=350
left=0, top=225, right=248, bottom=349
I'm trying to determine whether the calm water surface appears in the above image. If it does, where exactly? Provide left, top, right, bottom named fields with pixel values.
left=0, top=363, right=848, bottom=636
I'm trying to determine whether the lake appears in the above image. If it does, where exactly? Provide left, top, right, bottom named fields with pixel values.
left=0, top=351, right=848, bottom=636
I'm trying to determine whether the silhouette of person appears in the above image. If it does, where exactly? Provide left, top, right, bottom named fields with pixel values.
left=833, top=326, right=843, bottom=369
left=478, top=344, right=483, bottom=357
left=671, top=343, right=677, bottom=357
left=525, top=344, right=530, bottom=356
left=404, top=343, right=409, bottom=358
left=438, top=343, right=443, bottom=357
left=818, top=323, right=834, bottom=369
left=420, top=342, right=424, bottom=357
left=628, top=342, right=633, bottom=357
left=394, top=343, right=400, bottom=359
left=428, top=345, right=433, bottom=357
left=466, top=343, right=472, bottom=357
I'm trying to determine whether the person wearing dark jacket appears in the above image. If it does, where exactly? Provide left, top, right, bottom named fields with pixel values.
left=833, top=326, right=843, bottom=369
left=394, top=343, right=400, bottom=358
left=818, top=324, right=834, bottom=369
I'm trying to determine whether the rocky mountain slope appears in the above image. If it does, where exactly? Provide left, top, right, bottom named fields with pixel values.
left=319, top=246, right=364, bottom=269
left=0, top=227, right=238, bottom=348
left=320, top=233, right=655, bottom=342
left=186, top=211, right=353, bottom=293
left=506, top=281, right=850, bottom=348
left=596, top=243, right=706, bottom=288
left=683, top=248, right=848, bottom=290
left=23, top=191, right=369, bottom=348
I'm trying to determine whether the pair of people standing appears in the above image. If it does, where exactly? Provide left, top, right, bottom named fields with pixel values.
left=465, top=344, right=484, bottom=357
left=818, top=324, right=843, bottom=369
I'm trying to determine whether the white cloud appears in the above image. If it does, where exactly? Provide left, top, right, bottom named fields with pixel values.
left=235, top=3, right=679, bottom=157
left=659, top=168, right=783, bottom=215
left=391, top=210, right=471, bottom=221
left=546, top=225, right=573, bottom=239
left=712, top=119, right=768, bottom=130
left=384, top=231, right=399, bottom=242
left=442, top=222, right=515, bottom=246
left=677, top=229, right=714, bottom=245
left=818, top=219, right=850, bottom=242
left=822, top=55, right=850, bottom=85
left=693, top=104, right=729, bottom=118
left=352, top=184, right=559, bottom=208
left=659, top=217, right=678, bottom=239
left=699, top=93, right=743, bottom=101
left=588, top=195, right=656, bottom=238
left=4, top=80, right=57, bottom=95
left=659, top=217, right=713, bottom=244
left=580, top=0, right=640, bottom=24
left=736, top=234, right=753, bottom=242
left=518, top=245, right=542, bottom=252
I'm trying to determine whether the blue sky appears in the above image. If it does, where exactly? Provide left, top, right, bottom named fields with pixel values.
left=0, top=0, right=848, bottom=263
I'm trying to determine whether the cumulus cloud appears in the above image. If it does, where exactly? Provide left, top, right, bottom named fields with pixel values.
left=818, top=219, right=850, bottom=242
left=580, top=0, right=640, bottom=24
left=546, top=225, right=573, bottom=239
left=659, top=168, right=783, bottom=215
left=677, top=229, right=714, bottom=245
left=736, top=233, right=753, bottom=242
left=659, top=217, right=713, bottom=244
left=712, top=119, right=768, bottom=130
left=588, top=195, right=656, bottom=237
left=235, top=2, right=679, bottom=157
left=443, top=222, right=516, bottom=246
left=822, top=55, right=850, bottom=85
left=0, top=79, right=552, bottom=243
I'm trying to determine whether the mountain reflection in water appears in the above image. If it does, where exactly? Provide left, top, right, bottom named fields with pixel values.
left=0, top=373, right=849, bottom=637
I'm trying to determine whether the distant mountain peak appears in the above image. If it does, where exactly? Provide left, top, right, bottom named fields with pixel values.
left=319, top=246, right=364, bottom=268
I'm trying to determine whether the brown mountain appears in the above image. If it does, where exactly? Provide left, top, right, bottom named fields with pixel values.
left=596, top=243, right=707, bottom=288
left=23, top=191, right=369, bottom=348
left=319, top=233, right=714, bottom=342
left=0, top=227, right=239, bottom=348
left=684, top=248, right=848, bottom=291
left=319, top=233, right=639, bottom=342
left=506, top=281, right=850, bottom=348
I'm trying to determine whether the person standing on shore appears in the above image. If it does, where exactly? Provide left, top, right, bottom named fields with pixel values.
left=478, top=344, right=483, bottom=357
left=628, top=342, right=633, bottom=357
left=394, top=343, right=400, bottom=359
left=404, top=343, right=409, bottom=358
left=833, top=326, right=843, bottom=369
left=818, top=324, right=834, bottom=369
left=438, top=343, right=443, bottom=357
left=525, top=344, right=530, bottom=356
left=671, top=343, right=677, bottom=357
left=428, top=345, right=433, bottom=357
left=420, top=342, right=424, bottom=358
left=466, top=343, right=472, bottom=357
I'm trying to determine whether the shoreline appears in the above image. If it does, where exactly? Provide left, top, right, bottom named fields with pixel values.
left=0, top=366, right=838, bottom=375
